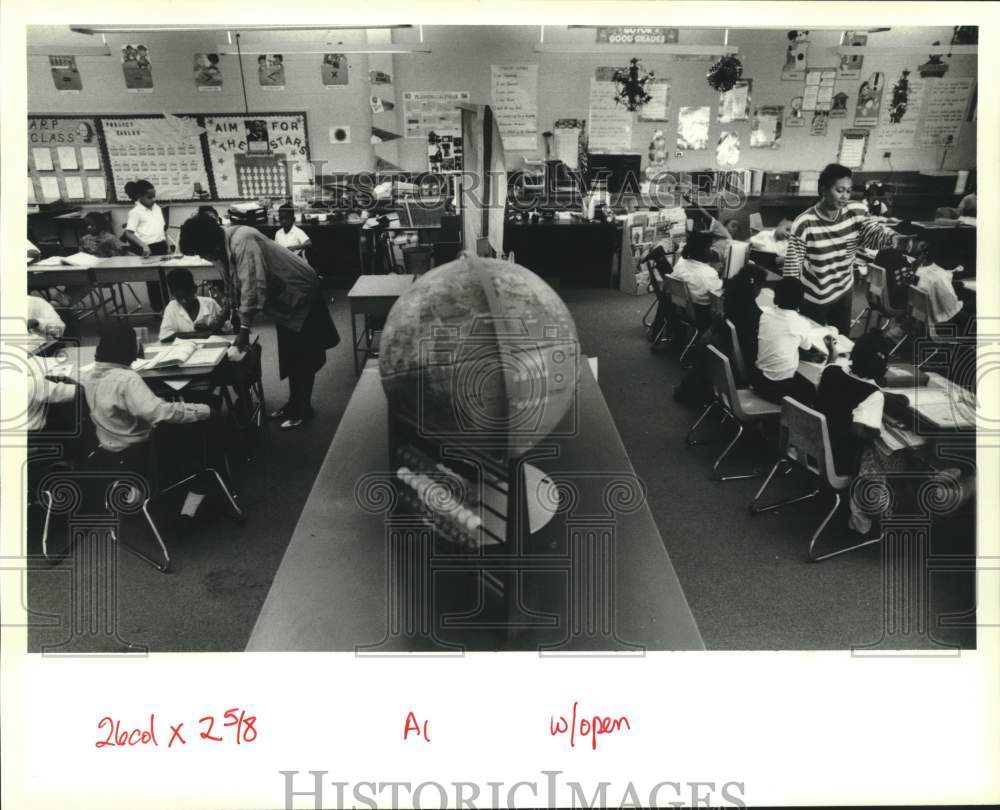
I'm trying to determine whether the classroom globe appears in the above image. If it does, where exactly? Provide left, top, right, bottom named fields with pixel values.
left=379, top=254, right=580, bottom=456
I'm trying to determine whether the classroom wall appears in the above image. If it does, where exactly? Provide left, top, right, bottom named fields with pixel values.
left=27, top=25, right=976, bottom=191
left=391, top=25, right=977, bottom=175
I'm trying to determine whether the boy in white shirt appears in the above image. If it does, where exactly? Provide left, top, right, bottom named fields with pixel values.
left=273, top=204, right=311, bottom=256
left=669, top=231, right=722, bottom=330
left=159, top=268, right=225, bottom=342
left=749, top=216, right=793, bottom=265
left=753, top=278, right=828, bottom=406
left=912, top=237, right=969, bottom=333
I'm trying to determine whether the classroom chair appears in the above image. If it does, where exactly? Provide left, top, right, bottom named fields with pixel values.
left=748, top=397, right=878, bottom=562
left=708, top=289, right=725, bottom=324
left=644, top=258, right=674, bottom=346
left=662, top=274, right=702, bottom=366
left=861, top=265, right=908, bottom=355
left=907, top=285, right=952, bottom=368
left=687, top=346, right=780, bottom=482
left=724, top=319, right=751, bottom=387
left=219, top=337, right=267, bottom=461
left=402, top=245, right=434, bottom=276
left=87, top=423, right=243, bottom=573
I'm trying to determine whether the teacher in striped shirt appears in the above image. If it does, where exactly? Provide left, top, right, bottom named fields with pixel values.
left=784, top=163, right=902, bottom=334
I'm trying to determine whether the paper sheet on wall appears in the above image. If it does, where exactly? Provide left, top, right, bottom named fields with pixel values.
left=39, top=176, right=61, bottom=202
left=403, top=91, right=470, bottom=139
left=63, top=176, right=85, bottom=199
left=588, top=75, right=632, bottom=152
left=491, top=65, right=538, bottom=151
left=716, top=132, right=740, bottom=166
left=28, top=178, right=37, bottom=205
left=677, top=106, right=710, bottom=150
left=32, top=147, right=54, bottom=171
left=638, top=79, right=670, bottom=122
left=553, top=119, right=582, bottom=169
left=838, top=129, right=868, bottom=169
left=874, top=74, right=925, bottom=149
left=919, top=78, right=975, bottom=146
left=56, top=146, right=78, bottom=170
left=802, top=69, right=836, bottom=112
left=86, top=176, right=106, bottom=200
left=80, top=147, right=100, bottom=170
left=750, top=106, right=783, bottom=148
left=718, top=80, right=751, bottom=123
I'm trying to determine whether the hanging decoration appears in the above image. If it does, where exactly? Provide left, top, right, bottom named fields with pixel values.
left=612, top=58, right=655, bottom=111
left=706, top=54, right=743, bottom=93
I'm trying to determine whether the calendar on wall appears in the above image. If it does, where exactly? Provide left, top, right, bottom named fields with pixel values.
left=235, top=153, right=291, bottom=198
left=203, top=113, right=310, bottom=202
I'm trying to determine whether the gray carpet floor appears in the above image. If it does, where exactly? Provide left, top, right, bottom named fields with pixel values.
left=25, top=287, right=976, bottom=652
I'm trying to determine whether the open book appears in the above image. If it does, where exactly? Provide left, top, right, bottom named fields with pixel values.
left=32, top=251, right=99, bottom=268
left=131, top=339, right=227, bottom=371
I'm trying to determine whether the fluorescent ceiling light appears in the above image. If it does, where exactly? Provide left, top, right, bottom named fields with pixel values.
left=216, top=45, right=431, bottom=55
left=27, top=44, right=112, bottom=56
left=70, top=24, right=412, bottom=35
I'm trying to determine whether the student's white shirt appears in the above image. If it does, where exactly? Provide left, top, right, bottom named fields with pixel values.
left=274, top=224, right=309, bottom=251
left=847, top=371, right=885, bottom=434
left=27, top=295, right=65, bottom=338
left=915, top=263, right=963, bottom=324
left=755, top=306, right=818, bottom=381
left=23, top=350, right=76, bottom=431
left=749, top=229, right=788, bottom=258
left=126, top=202, right=166, bottom=245
left=158, top=296, right=222, bottom=341
left=669, top=256, right=722, bottom=306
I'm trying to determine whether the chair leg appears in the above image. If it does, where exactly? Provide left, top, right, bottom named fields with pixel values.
left=807, top=493, right=883, bottom=561
left=642, top=298, right=657, bottom=328
left=678, top=329, right=698, bottom=367
left=116, top=499, right=172, bottom=573
left=712, top=421, right=767, bottom=482
left=748, top=460, right=821, bottom=513
left=206, top=467, right=245, bottom=524
left=916, top=347, right=940, bottom=369
left=686, top=401, right=719, bottom=446
left=41, top=490, right=54, bottom=560
left=889, top=329, right=909, bottom=357
left=851, top=305, right=870, bottom=330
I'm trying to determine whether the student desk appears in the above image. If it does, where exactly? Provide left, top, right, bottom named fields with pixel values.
left=28, top=265, right=110, bottom=323
left=246, top=362, right=704, bottom=652
left=346, top=274, right=415, bottom=377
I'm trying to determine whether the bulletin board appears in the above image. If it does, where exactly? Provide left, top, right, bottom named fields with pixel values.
left=99, top=114, right=213, bottom=203
left=202, top=113, right=311, bottom=202
left=28, top=115, right=109, bottom=204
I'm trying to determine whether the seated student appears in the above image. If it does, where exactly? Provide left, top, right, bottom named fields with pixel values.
left=724, top=263, right=767, bottom=368
left=197, top=205, right=222, bottom=224
left=79, top=212, right=125, bottom=258
left=815, top=331, right=896, bottom=537
left=273, top=204, right=311, bottom=255
left=670, top=231, right=723, bottom=330
left=749, top=216, right=793, bottom=266
left=159, top=268, right=225, bottom=343
left=82, top=321, right=216, bottom=522
left=864, top=182, right=889, bottom=217
left=752, top=278, right=829, bottom=406
left=957, top=191, right=976, bottom=225
left=912, top=235, right=969, bottom=333
left=28, top=294, right=66, bottom=345
left=872, top=225, right=926, bottom=311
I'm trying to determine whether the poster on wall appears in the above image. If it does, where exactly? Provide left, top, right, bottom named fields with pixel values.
left=321, top=54, right=349, bottom=86
left=589, top=72, right=632, bottom=151
left=781, top=30, right=809, bottom=81
left=716, top=131, right=740, bottom=166
left=837, top=128, right=869, bottom=169
left=854, top=71, right=884, bottom=127
left=874, top=70, right=925, bottom=149
left=838, top=31, right=867, bottom=79
left=428, top=131, right=463, bottom=173
left=193, top=54, right=222, bottom=91
left=676, top=106, right=710, bottom=150
left=596, top=27, right=678, bottom=44
left=785, top=96, right=805, bottom=127
left=918, top=77, right=974, bottom=145
left=802, top=69, right=836, bottom=112
left=257, top=55, right=285, bottom=88
left=646, top=128, right=669, bottom=177
left=491, top=64, right=539, bottom=151
left=102, top=115, right=210, bottom=201
left=403, top=91, right=470, bottom=139
left=810, top=111, right=830, bottom=136
left=750, top=106, right=783, bottom=147
left=49, top=55, right=82, bottom=92
left=638, top=79, right=670, bottom=122
left=28, top=116, right=107, bottom=202
left=554, top=118, right=584, bottom=169
left=718, top=79, right=752, bottom=123
left=204, top=113, right=310, bottom=200
left=121, top=44, right=152, bottom=91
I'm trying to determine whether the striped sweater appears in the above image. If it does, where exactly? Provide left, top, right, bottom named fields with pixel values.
left=784, top=202, right=895, bottom=305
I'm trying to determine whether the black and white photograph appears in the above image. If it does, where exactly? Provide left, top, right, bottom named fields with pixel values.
left=3, top=3, right=997, bottom=809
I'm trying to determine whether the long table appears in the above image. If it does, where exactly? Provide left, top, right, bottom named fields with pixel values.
left=247, top=361, right=704, bottom=652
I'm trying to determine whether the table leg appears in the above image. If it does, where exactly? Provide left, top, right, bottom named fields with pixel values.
left=351, top=305, right=360, bottom=377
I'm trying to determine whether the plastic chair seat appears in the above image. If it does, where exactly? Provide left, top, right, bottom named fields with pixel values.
left=735, top=389, right=782, bottom=419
